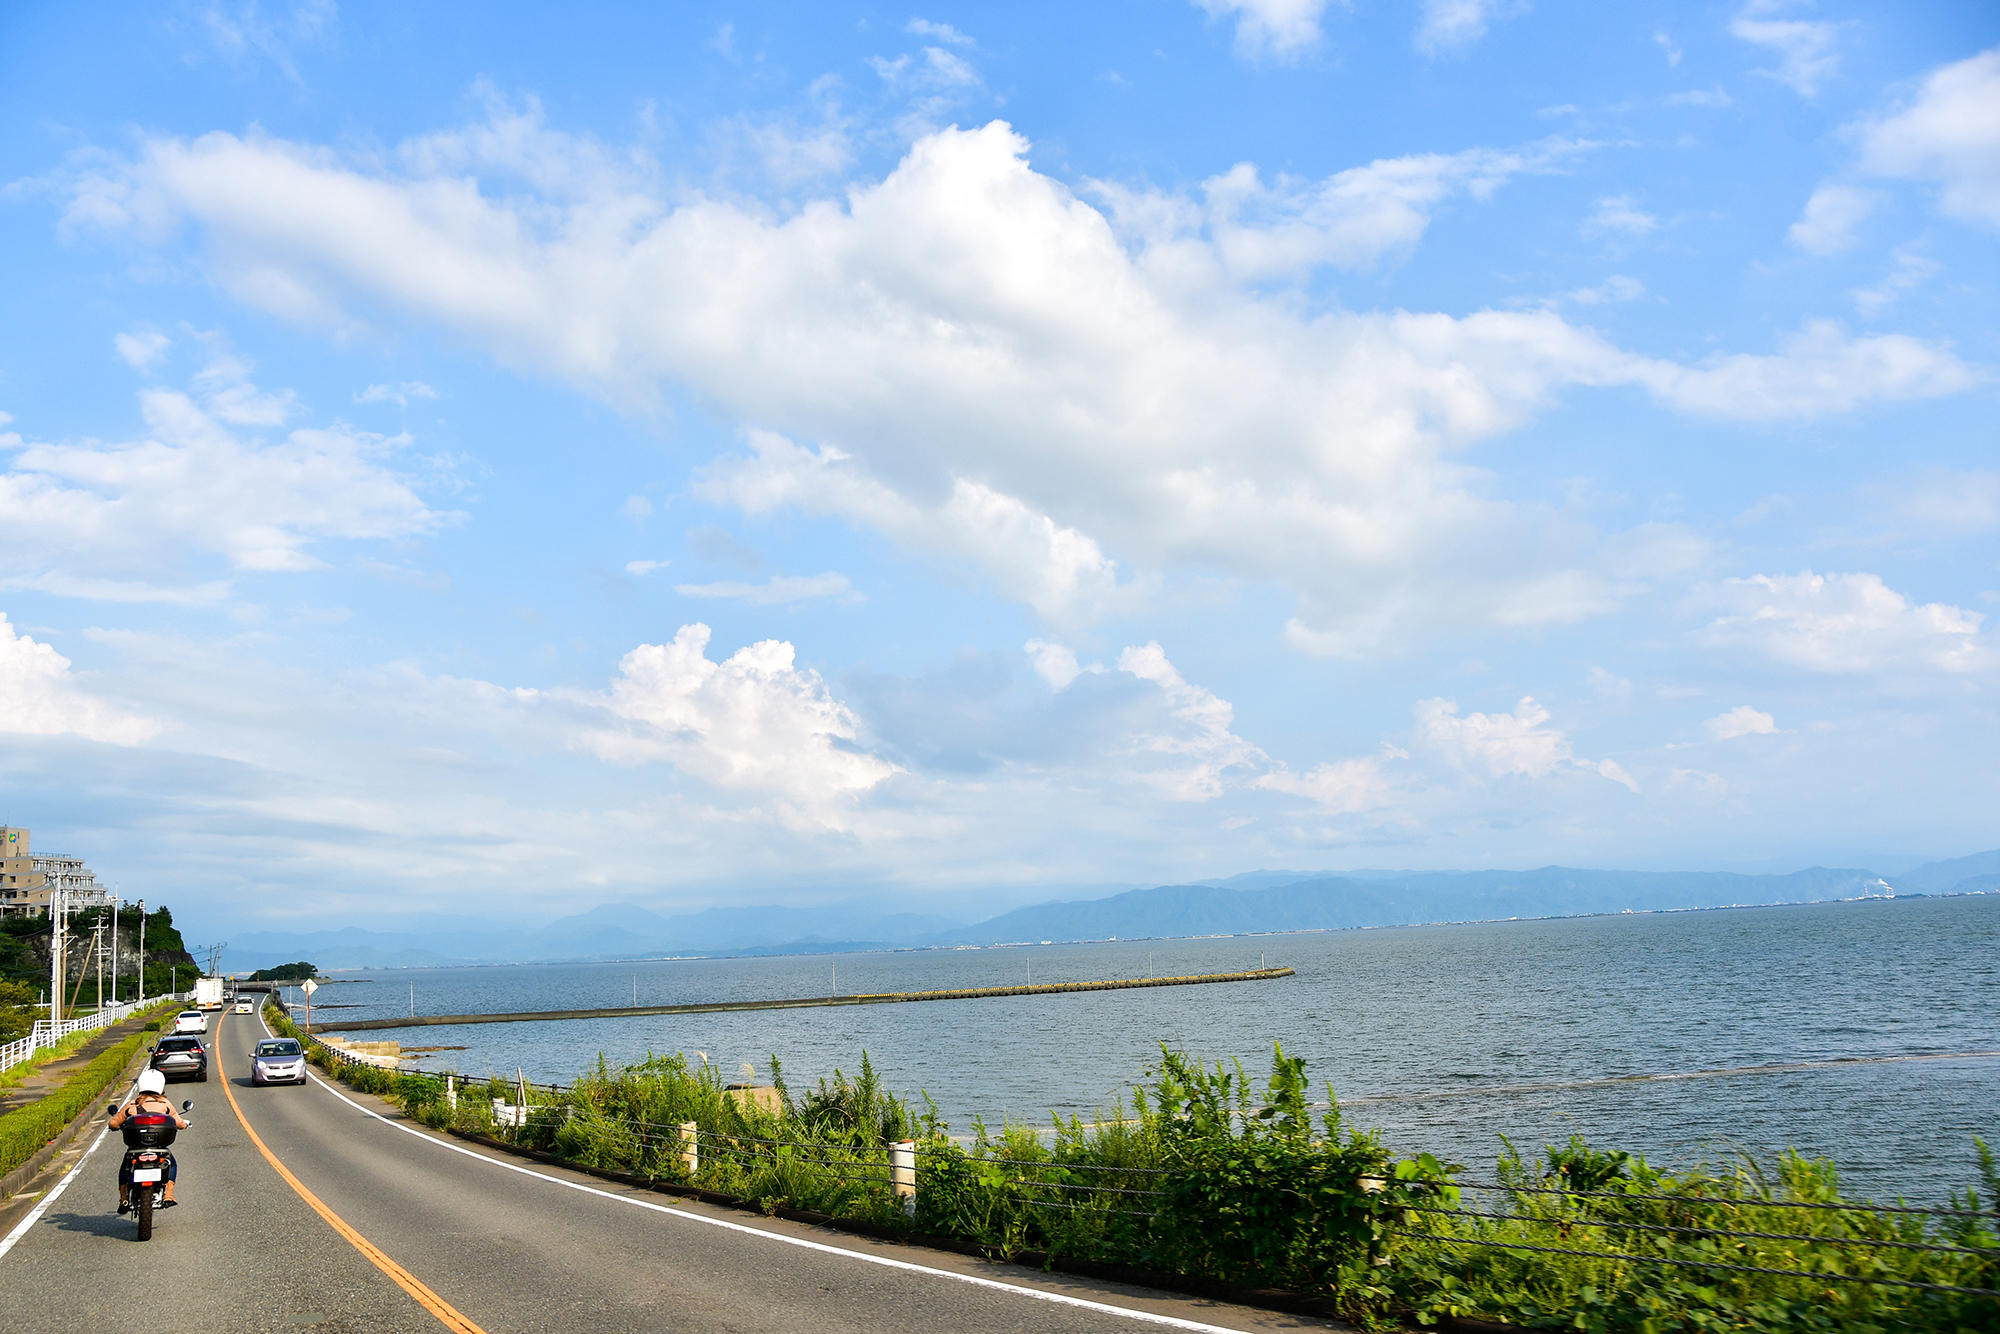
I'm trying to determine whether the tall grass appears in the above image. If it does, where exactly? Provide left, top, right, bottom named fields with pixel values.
left=281, top=1013, right=1997, bottom=1332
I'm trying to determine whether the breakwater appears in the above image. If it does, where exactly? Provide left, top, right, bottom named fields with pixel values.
left=305, top=966, right=1295, bottom=1033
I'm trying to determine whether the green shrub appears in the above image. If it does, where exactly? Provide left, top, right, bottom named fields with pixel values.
left=0, top=1027, right=155, bottom=1178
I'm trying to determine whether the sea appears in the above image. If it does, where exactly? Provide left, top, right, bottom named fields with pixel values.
left=293, top=894, right=1999, bottom=1203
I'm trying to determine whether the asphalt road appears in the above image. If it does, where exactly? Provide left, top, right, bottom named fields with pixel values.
left=1, top=1009, right=1348, bottom=1333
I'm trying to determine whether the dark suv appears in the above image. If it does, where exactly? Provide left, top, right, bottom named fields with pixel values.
left=149, top=1035, right=208, bottom=1083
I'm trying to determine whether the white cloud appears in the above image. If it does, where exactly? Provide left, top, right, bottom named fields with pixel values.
left=906, top=18, right=975, bottom=48
left=77, top=116, right=1978, bottom=656
left=674, top=573, right=856, bottom=605
left=1254, top=751, right=1401, bottom=812
left=1858, top=47, right=2000, bottom=232
left=1702, top=570, right=1991, bottom=675
left=1654, top=29, right=1682, bottom=68
left=697, top=431, right=1129, bottom=629
left=1561, top=274, right=1645, bottom=306
left=1637, top=320, right=1976, bottom=420
left=1415, top=695, right=1636, bottom=790
left=1663, top=87, right=1733, bottom=109
left=585, top=623, right=900, bottom=824
left=624, top=558, right=670, bottom=576
left=1193, top=0, right=1334, bottom=61
left=1024, top=638, right=1082, bottom=691
left=1851, top=245, right=1940, bottom=317
left=1786, top=182, right=1876, bottom=254
left=1884, top=469, right=2000, bottom=534
left=1731, top=4, right=1841, bottom=97
left=1417, top=0, right=1515, bottom=56
left=1582, top=194, right=1657, bottom=238
left=621, top=495, right=654, bottom=522
left=1705, top=705, right=1777, bottom=739
left=1115, top=641, right=1265, bottom=800
left=114, top=330, right=170, bottom=370
left=0, top=613, right=160, bottom=745
left=1172, top=138, right=1580, bottom=279
left=193, top=0, right=337, bottom=85
left=0, top=377, right=449, bottom=589
left=355, top=380, right=439, bottom=407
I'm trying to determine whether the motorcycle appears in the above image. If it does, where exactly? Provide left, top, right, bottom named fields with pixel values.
left=106, top=1098, right=192, bottom=1241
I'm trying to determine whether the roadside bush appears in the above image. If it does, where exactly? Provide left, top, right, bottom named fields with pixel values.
left=0, top=1024, right=157, bottom=1178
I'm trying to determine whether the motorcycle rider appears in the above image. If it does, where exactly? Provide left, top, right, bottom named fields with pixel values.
left=109, top=1069, right=188, bottom=1213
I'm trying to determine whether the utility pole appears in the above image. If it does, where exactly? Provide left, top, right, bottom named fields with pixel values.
left=136, top=900, right=146, bottom=1003
left=48, top=886, right=64, bottom=1025
left=110, top=895, right=119, bottom=1005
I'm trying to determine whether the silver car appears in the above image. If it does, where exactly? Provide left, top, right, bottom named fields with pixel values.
left=250, top=1038, right=308, bottom=1086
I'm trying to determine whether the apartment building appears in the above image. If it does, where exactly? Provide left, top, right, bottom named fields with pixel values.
left=0, top=827, right=115, bottom=916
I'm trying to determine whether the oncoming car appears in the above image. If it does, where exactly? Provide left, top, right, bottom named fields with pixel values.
left=171, top=1010, right=207, bottom=1035
left=233, top=998, right=254, bottom=1014
left=149, top=1035, right=208, bottom=1082
left=250, top=1038, right=308, bottom=1086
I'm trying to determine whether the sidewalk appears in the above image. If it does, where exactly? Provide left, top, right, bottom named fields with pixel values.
left=0, top=1003, right=172, bottom=1118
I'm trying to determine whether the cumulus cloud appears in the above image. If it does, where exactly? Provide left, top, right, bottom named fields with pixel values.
left=0, top=613, right=160, bottom=745
left=1415, top=695, right=1637, bottom=790
left=1731, top=3, right=1842, bottom=97
left=1702, top=570, right=1991, bottom=675
left=584, top=623, right=900, bottom=824
left=1786, top=183, right=1876, bottom=254
left=624, top=558, right=670, bottom=576
left=67, top=115, right=1975, bottom=654
left=1858, top=47, right=2000, bottom=231
left=1193, top=0, right=1335, bottom=61
left=1850, top=245, right=1940, bottom=317
left=1115, top=641, right=1265, bottom=800
left=673, top=572, right=856, bottom=605
left=1705, top=705, right=1777, bottom=739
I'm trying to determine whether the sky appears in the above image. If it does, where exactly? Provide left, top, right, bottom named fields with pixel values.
left=1, top=1, right=1996, bottom=940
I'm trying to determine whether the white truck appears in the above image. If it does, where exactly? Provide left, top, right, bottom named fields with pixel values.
left=193, top=976, right=227, bottom=1011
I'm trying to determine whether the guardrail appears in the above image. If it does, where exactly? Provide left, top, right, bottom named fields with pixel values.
left=0, top=996, right=160, bottom=1073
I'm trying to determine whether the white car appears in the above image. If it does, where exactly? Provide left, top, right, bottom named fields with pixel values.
left=233, top=999, right=254, bottom=1013
left=172, top=1010, right=207, bottom=1034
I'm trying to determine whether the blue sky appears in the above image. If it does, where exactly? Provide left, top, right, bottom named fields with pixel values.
left=2, top=1, right=1996, bottom=938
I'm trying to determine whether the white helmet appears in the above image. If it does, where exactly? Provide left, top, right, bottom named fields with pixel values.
left=135, top=1070, right=166, bottom=1096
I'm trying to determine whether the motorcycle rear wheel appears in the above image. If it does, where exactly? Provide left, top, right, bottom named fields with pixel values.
left=136, top=1189, right=154, bottom=1241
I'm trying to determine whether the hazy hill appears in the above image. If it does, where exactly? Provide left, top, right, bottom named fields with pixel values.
left=224, top=853, right=1996, bottom=971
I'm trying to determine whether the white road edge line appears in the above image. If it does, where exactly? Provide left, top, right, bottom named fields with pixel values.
left=0, top=1067, right=148, bottom=1263
left=263, top=1016, right=1264, bottom=1334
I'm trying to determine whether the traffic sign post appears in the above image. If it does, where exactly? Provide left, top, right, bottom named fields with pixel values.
left=300, top=976, right=319, bottom=1031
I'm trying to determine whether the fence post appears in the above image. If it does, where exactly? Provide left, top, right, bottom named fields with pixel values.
left=890, top=1140, right=916, bottom=1218
left=680, top=1121, right=699, bottom=1177
left=445, top=1073, right=456, bottom=1113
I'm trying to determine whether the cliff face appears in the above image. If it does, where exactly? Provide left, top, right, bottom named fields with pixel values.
left=0, top=905, right=196, bottom=1001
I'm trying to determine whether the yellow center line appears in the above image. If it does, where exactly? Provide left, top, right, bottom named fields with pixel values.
left=218, top=1017, right=488, bottom=1334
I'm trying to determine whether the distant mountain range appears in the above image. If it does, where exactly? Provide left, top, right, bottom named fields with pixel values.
left=221, top=851, right=2000, bottom=973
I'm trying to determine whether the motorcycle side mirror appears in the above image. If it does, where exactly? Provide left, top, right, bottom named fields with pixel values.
left=181, top=1100, right=193, bottom=1112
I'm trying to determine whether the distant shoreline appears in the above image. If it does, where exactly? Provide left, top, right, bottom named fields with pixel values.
left=316, top=886, right=1993, bottom=974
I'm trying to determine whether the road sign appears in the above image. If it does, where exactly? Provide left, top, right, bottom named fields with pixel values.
left=300, top=978, right=319, bottom=996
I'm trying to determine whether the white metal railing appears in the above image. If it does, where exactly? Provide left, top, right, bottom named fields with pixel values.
left=0, top=995, right=156, bottom=1073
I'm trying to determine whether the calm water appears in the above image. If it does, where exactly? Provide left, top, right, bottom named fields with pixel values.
left=302, top=895, right=1999, bottom=1201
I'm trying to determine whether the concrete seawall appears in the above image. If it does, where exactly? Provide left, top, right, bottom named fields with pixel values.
left=307, top=966, right=1296, bottom=1033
